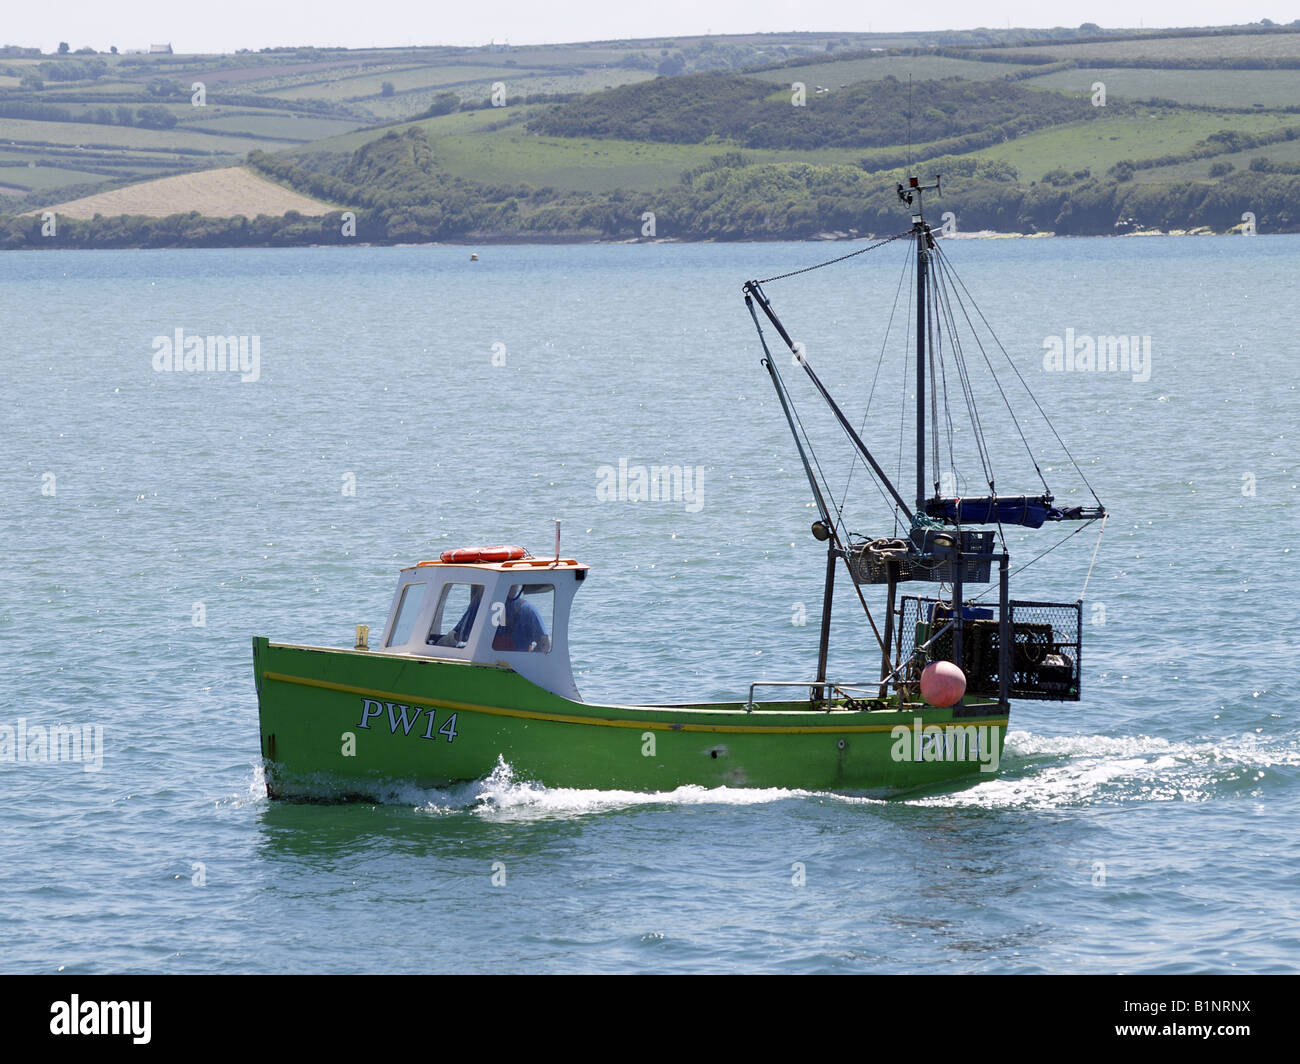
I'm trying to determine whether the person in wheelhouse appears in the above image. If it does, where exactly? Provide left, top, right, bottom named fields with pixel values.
left=431, top=583, right=551, bottom=653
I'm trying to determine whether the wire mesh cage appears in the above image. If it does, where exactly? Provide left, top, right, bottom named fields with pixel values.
left=899, top=596, right=1083, bottom=701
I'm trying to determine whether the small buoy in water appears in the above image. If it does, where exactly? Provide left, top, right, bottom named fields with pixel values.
left=920, top=660, right=966, bottom=707
left=470, top=253, right=479, bottom=261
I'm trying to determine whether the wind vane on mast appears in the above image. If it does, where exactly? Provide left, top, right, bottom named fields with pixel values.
left=897, top=174, right=941, bottom=217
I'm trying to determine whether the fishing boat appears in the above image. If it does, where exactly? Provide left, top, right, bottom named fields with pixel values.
left=253, top=176, right=1107, bottom=799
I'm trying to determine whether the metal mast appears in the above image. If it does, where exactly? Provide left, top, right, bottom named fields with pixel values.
left=897, top=176, right=940, bottom=514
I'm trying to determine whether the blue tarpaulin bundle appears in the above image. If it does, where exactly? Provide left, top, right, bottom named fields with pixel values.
left=925, top=496, right=1090, bottom=529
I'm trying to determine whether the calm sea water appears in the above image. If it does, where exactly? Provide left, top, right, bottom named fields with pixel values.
left=1, top=236, right=1296, bottom=974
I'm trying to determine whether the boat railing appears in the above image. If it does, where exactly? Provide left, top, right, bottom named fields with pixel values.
left=744, top=680, right=882, bottom=713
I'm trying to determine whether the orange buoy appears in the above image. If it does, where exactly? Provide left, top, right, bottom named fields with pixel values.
left=920, top=660, right=967, bottom=707
left=439, top=545, right=528, bottom=564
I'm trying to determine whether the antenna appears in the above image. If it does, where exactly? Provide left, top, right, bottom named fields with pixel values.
left=896, top=174, right=942, bottom=217
left=907, top=74, right=912, bottom=170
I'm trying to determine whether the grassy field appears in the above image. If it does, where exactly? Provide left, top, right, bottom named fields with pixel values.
left=273, top=64, right=497, bottom=100
left=750, top=54, right=1038, bottom=86
left=1133, top=136, right=1300, bottom=181
left=180, top=111, right=362, bottom=141
left=294, top=104, right=869, bottom=192
left=986, top=29, right=1300, bottom=62
left=292, top=104, right=521, bottom=154
left=0, top=116, right=305, bottom=154
left=498, top=45, right=646, bottom=65
left=39, top=166, right=336, bottom=218
left=354, top=69, right=660, bottom=120
left=0, top=164, right=112, bottom=191
left=43, top=81, right=144, bottom=96
left=432, top=129, right=868, bottom=191
left=245, top=62, right=433, bottom=90
left=964, top=109, right=1296, bottom=181
left=1023, top=67, right=1300, bottom=109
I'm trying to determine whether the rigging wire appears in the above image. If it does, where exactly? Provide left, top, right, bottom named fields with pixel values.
left=750, top=222, right=1108, bottom=606
left=932, top=268, right=960, bottom=498
left=931, top=253, right=1004, bottom=493
left=933, top=241, right=1105, bottom=508
left=745, top=289, right=894, bottom=660
left=927, top=262, right=942, bottom=497
left=931, top=247, right=1051, bottom=497
left=965, top=519, right=1100, bottom=603
left=837, top=238, right=912, bottom=516
left=894, top=245, right=914, bottom=536
left=929, top=255, right=1013, bottom=553
left=748, top=305, right=842, bottom=531
left=766, top=356, right=892, bottom=657
left=755, top=230, right=910, bottom=285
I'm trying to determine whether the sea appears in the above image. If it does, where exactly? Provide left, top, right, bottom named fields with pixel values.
left=1, top=234, right=1296, bottom=974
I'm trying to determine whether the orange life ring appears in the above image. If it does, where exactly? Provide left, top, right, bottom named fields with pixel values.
left=439, top=545, right=528, bottom=564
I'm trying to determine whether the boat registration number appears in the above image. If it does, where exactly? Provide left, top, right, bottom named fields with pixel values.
left=355, top=698, right=459, bottom=743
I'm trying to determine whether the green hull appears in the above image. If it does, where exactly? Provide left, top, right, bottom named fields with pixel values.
left=252, top=637, right=1009, bottom=798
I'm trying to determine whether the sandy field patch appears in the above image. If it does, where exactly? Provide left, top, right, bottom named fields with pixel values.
left=40, top=167, right=336, bottom=219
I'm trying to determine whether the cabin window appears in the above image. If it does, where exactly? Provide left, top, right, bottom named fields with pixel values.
left=427, top=583, right=485, bottom=648
left=491, top=584, right=554, bottom=654
left=387, top=582, right=426, bottom=647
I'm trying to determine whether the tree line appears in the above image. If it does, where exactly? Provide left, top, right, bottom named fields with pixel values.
left=527, top=72, right=1097, bottom=150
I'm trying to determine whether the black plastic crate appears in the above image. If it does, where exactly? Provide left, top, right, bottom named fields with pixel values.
left=907, top=528, right=996, bottom=584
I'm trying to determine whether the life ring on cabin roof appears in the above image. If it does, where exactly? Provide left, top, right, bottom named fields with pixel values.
left=439, top=545, right=528, bottom=564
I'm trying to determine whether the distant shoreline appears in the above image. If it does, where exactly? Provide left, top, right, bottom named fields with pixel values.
left=3, top=227, right=1278, bottom=251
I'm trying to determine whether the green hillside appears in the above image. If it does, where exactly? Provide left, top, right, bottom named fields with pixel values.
left=0, top=33, right=927, bottom=201
left=3, top=23, right=1300, bottom=244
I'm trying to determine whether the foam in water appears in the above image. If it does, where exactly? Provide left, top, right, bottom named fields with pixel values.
left=907, top=728, right=1299, bottom=809
left=412, top=758, right=815, bottom=821
left=230, top=728, right=1298, bottom=816
left=218, top=763, right=270, bottom=808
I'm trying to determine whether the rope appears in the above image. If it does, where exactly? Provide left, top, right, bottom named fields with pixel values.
left=1081, top=513, right=1108, bottom=599
left=755, top=230, right=910, bottom=285
left=966, top=519, right=1099, bottom=602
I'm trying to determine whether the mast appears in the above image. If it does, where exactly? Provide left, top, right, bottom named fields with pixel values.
left=743, top=178, right=1106, bottom=712
left=915, top=217, right=927, bottom=513
left=898, top=176, right=940, bottom=514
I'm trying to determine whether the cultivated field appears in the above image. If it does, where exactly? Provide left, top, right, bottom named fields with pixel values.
left=38, top=166, right=336, bottom=218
